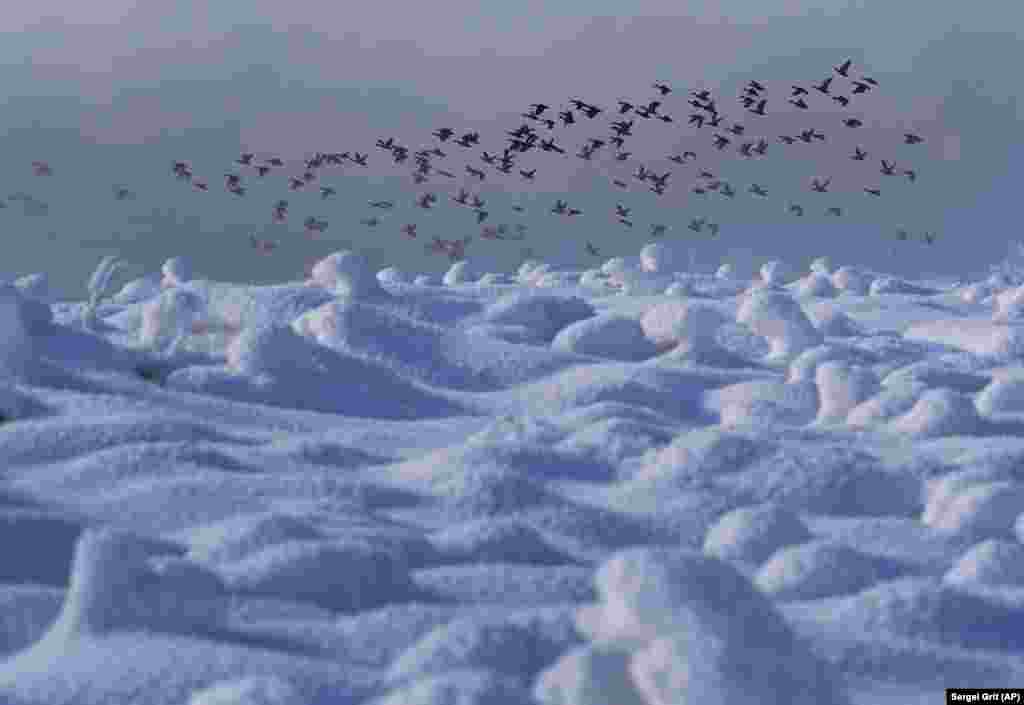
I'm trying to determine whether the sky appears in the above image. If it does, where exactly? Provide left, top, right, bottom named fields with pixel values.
left=1, top=0, right=1022, bottom=297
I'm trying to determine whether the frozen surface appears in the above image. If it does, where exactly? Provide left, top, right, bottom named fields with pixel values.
left=1, top=252, right=1024, bottom=704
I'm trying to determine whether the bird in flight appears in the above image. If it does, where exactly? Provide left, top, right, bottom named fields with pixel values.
left=788, top=203, right=804, bottom=216
left=880, top=160, right=897, bottom=175
left=749, top=183, right=768, bottom=197
left=369, top=200, right=394, bottom=209
left=825, top=206, right=843, bottom=216
left=653, top=82, right=672, bottom=96
left=585, top=241, right=601, bottom=257
left=810, top=177, right=831, bottom=193
left=851, top=146, right=868, bottom=160
left=320, top=186, right=336, bottom=199
left=401, top=223, right=418, bottom=239
left=834, top=59, right=853, bottom=77
left=32, top=161, right=53, bottom=176
left=250, top=234, right=277, bottom=252
left=904, top=133, right=924, bottom=145
left=864, top=187, right=882, bottom=196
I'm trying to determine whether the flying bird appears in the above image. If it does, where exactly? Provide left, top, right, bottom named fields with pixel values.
left=904, top=133, right=924, bottom=145
left=810, top=177, right=831, bottom=193
left=834, top=59, right=853, bottom=77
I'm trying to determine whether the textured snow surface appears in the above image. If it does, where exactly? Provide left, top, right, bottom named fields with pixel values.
left=1, top=255, right=1024, bottom=704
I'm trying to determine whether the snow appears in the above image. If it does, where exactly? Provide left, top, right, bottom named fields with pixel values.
left=736, top=288, right=824, bottom=362
left=1, top=253, right=1024, bottom=703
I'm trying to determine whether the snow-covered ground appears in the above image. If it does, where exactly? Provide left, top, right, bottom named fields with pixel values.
left=1, top=245, right=1024, bottom=704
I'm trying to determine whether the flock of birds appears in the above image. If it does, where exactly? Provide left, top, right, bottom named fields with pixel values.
left=14, top=58, right=937, bottom=264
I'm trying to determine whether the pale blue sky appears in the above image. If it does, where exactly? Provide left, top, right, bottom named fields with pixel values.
left=1, top=1, right=1021, bottom=296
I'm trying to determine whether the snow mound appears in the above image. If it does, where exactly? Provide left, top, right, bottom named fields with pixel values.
left=976, top=369, right=1024, bottom=415
left=834, top=577, right=1024, bottom=650
left=629, top=629, right=849, bottom=705
left=754, top=540, right=892, bottom=600
left=189, top=675, right=304, bottom=705
left=921, top=480, right=1024, bottom=538
left=587, top=547, right=795, bottom=648
left=702, top=502, right=813, bottom=566
left=218, top=538, right=412, bottom=612
left=640, top=242, right=687, bottom=273
left=424, top=462, right=553, bottom=520
left=414, top=274, right=439, bottom=286
left=443, top=260, right=476, bottom=286
left=714, top=263, right=734, bottom=279
left=179, top=512, right=325, bottom=564
left=633, top=427, right=767, bottom=489
left=830, top=266, right=873, bottom=295
left=600, top=257, right=639, bottom=276
left=944, top=539, right=1024, bottom=587
left=551, top=313, right=655, bottom=361
left=881, top=361, right=990, bottom=395
left=846, top=381, right=928, bottom=427
left=815, top=361, right=880, bottom=424
left=14, top=272, right=53, bottom=302
left=534, top=643, right=647, bottom=705
left=712, top=378, right=820, bottom=427
left=732, top=443, right=921, bottom=517
left=808, top=306, right=863, bottom=337
left=904, top=318, right=1024, bottom=360
left=887, top=388, right=982, bottom=438
left=736, top=289, right=823, bottom=363
left=810, top=256, right=832, bottom=275
left=138, top=288, right=207, bottom=349
left=51, top=527, right=228, bottom=639
left=787, top=344, right=876, bottom=383
left=640, top=300, right=728, bottom=356
left=226, top=322, right=316, bottom=377
left=377, top=266, right=410, bottom=284
left=311, top=250, right=387, bottom=298
left=161, top=256, right=194, bottom=288
left=760, top=259, right=794, bottom=286
left=373, top=669, right=535, bottom=705
left=430, top=518, right=576, bottom=566
left=993, top=285, right=1024, bottom=322
left=795, top=272, right=838, bottom=298
left=388, top=610, right=579, bottom=684
left=483, top=292, right=595, bottom=341
left=959, top=281, right=992, bottom=304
